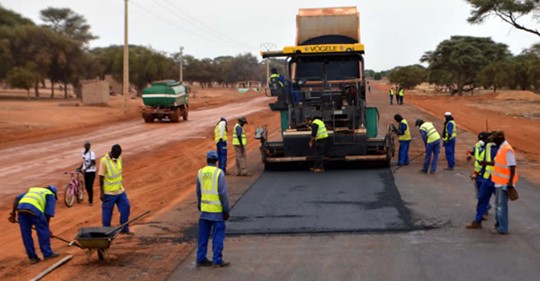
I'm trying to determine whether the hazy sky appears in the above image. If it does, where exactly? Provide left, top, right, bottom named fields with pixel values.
left=3, top=0, right=538, bottom=70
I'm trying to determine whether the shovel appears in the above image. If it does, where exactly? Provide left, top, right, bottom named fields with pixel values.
left=104, top=210, right=151, bottom=237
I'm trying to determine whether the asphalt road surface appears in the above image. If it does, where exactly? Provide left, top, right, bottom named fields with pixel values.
left=166, top=86, right=540, bottom=281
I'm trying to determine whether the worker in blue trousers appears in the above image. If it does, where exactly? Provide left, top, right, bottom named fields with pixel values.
left=196, top=150, right=230, bottom=268
left=8, top=185, right=60, bottom=264
left=415, top=119, right=441, bottom=174
left=466, top=132, right=490, bottom=196
left=442, top=112, right=457, bottom=170
left=392, top=114, right=411, bottom=166
left=99, top=144, right=132, bottom=235
left=467, top=132, right=499, bottom=229
left=214, top=117, right=228, bottom=173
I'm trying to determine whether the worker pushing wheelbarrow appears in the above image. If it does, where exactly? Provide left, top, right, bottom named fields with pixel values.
left=69, top=210, right=150, bottom=262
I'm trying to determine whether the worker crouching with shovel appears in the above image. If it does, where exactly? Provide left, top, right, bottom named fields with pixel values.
left=8, top=185, right=60, bottom=264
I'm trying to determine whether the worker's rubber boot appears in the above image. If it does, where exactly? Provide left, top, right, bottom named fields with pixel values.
left=213, top=260, right=230, bottom=268
left=465, top=221, right=482, bottom=229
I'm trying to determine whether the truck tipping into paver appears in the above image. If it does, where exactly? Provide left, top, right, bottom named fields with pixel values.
left=257, top=7, right=393, bottom=169
left=141, top=80, right=189, bottom=123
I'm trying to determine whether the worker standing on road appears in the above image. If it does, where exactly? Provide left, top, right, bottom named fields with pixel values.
left=79, top=141, right=96, bottom=205
left=269, top=68, right=286, bottom=95
left=467, top=132, right=499, bottom=229
left=233, top=117, right=249, bottom=176
left=196, top=150, right=230, bottom=268
left=415, top=119, right=441, bottom=174
left=389, top=87, right=394, bottom=105
left=306, top=116, right=329, bottom=173
left=214, top=117, right=228, bottom=174
left=99, top=144, right=132, bottom=235
left=466, top=132, right=490, bottom=196
left=442, top=112, right=457, bottom=170
left=398, top=87, right=405, bottom=105
left=490, top=131, right=518, bottom=235
left=8, top=185, right=60, bottom=264
left=393, top=114, right=411, bottom=166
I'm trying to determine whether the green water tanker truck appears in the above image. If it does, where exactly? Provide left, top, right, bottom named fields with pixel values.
left=141, top=80, right=189, bottom=123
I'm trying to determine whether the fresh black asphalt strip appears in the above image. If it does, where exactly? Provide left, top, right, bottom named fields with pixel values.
left=227, top=169, right=416, bottom=235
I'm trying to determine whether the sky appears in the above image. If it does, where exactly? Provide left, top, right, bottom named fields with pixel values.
left=2, top=0, right=539, bottom=71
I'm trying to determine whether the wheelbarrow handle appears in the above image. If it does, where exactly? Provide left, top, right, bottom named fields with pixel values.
left=104, top=210, right=151, bottom=236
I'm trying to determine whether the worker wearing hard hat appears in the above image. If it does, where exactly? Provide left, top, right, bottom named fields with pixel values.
left=196, top=150, right=230, bottom=268
left=233, top=117, right=250, bottom=176
left=415, top=119, right=441, bottom=174
left=8, top=185, right=60, bottom=264
left=393, top=114, right=411, bottom=166
left=442, top=112, right=457, bottom=170
left=214, top=117, right=228, bottom=173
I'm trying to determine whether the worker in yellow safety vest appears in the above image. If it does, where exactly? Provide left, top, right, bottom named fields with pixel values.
left=214, top=117, right=228, bottom=173
left=195, top=150, right=230, bottom=268
left=393, top=114, right=411, bottom=166
left=306, top=116, right=329, bottom=172
left=233, top=117, right=249, bottom=176
left=442, top=112, right=457, bottom=170
left=415, top=119, right=441, bottom=174
left=490, top=131, right=518, bottom=234
left=398, top=87, right=405, bottom=105
left=8, top=185, right=60, bottom=264
left=99, top=144, right=132, bottom=235
left=389, top=87, right=394, bottom=105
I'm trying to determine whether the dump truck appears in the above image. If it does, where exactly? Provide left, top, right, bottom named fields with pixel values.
left=257, top=7, right=393, bottom=169
left=141, top=80, right=189, bottom=123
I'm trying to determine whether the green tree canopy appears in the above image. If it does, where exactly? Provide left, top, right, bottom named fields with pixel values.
left=40, top=7, right=97, bottom=44
left=0, top=4, right=33, bottom=27
left=421, top=36, right=511, bottom=94
left=388, top=65, right=428, bottom=89
left=466, top=0, right=540, bottom=37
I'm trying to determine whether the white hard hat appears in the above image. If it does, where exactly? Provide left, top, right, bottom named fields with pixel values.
left=444, top=112, right=452, bottom=116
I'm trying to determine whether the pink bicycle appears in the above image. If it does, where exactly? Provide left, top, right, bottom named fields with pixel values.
left=64, top=170, right=85, bottom=207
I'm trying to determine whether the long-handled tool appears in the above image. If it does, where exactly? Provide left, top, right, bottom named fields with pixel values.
left=104, top=210, right=151, bottom=236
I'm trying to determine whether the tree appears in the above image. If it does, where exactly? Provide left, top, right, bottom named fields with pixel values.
left=40, top=7, right=97, bottom=44
left=476, top=60, right=513, bottom=91
left=6, top=66, right=38, bottom=98
left=466, top=0, right=540, bottom=37
left=421, top=36, right=511, bottom=95
left=388, top=65, right=428, bottom=89
left=0, top=4, right=34, bottom=27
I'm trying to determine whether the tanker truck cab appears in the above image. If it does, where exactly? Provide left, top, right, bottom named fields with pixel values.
left=257, top=7, right=393, bottom=169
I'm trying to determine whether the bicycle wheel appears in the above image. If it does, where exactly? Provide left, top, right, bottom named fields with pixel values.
left=64, top=183, right=75, bottom=207
left=76, top=181, right=85, bottom=203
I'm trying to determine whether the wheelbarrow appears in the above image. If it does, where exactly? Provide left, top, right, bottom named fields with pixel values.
left=69, top=210, right=150, bottom=262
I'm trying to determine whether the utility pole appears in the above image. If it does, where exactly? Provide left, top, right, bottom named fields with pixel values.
left=123, top=0, right=129, bottom=114
left=260, top=42, right=276, bottom=88
left=179, top=46, right=184, bottom=83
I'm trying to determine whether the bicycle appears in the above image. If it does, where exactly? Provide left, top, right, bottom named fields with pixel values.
left=64, top=170, right=85, bottom=207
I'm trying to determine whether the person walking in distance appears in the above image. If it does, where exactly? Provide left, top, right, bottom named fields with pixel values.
left=79, top=141, right=96, bottom=205
left=306, top=116, right=329, bottom=172
left=490, top=131, right=518, bottom=235
left=389, top=87, right=394, bottom=105
left=442, top=112, right=457, bottom=170
left=196, top=150, right=230, bottom=268
left=415, top=119, right=441, bottom=174
left=233, top=117, right=249, bottom=176
left=214, top=117, right=228, bottom=174
left=99, top=144, right=133, bottom=235
left=8, top=185, right=60, bottom=264
left=466, top=132, right=499, bottom=229
left=393, top=114, right=411, bottom=166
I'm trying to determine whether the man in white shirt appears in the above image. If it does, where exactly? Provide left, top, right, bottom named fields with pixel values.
left=214, top=117, right=228, bottom=173
left=79, top=141, right=96, bottom=205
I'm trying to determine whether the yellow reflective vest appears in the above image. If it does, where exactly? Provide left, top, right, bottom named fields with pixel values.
left=483, top=143, right=495, bottom=179
left=214, top=121, right=227, bottom=143
left=474, top=142, right=485, bottom=174
left=398, top=89, right=404, bottom=96
left=399, top=119, right=411, bottom=141
left=198, top=166, right=223, bottom=213
left=389, top=89, right=394, bottom=96
left=19, top=187, right=54, bottom=214
left=312, top=119, right=329, bottom=140
left=443, top=120, right=457, bottom=141
left=419, top=122, right=441, bottom=144
left=232, top=123, right=246, bottom=146
left=102, top=154, right=123, bottom=193
left=270, top=73, right=284, bottom=87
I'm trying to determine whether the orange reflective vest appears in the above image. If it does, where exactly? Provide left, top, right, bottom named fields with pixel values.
left=491, top=142, right=518, bottom=185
